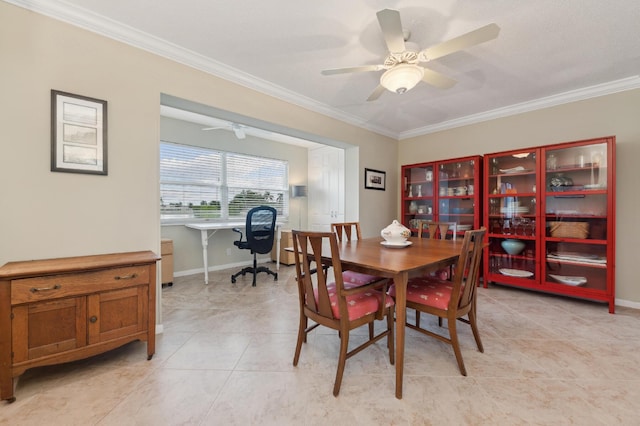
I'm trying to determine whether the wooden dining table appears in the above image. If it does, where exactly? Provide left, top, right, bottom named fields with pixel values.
left=330, top=236, right=464, bottom=399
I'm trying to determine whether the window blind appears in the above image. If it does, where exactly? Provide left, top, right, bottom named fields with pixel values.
left=160, top=141, right=289, bottom=222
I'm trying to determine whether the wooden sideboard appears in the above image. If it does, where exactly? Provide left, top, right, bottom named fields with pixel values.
left=0, top=250, right=159, bottom=403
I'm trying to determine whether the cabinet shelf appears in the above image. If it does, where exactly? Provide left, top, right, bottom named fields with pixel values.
left=544, top=214, right=606, bottom=218
left=489, top=192, right=537, bottom=198
left=545, top=237, right=606, bottom=244
left=546, top=259, right=607, bottom=268
left=490, top=234, right=536, bottom=240
left=491, top=171, right=536, bottom=177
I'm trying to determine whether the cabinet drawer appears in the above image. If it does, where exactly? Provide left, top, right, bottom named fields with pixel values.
left=11, top=265, right=149, bottom=305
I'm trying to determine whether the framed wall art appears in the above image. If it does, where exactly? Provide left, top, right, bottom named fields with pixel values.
left=364, top=168, right=386, bottom=190
left=51, top=90, right=108, bottom=175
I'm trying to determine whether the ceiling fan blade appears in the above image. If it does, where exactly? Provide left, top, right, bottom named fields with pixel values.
left=366, top=85, right=386, bottom=102
left=232, top=124, right=246, bottom=139
left=421, top=23, right=500, bottom=61
left=376, top=9, right=406, bottom=53
left=202, top=126, right=224, bottom=131
left=421, top=68, right=457, bottom=89
left=321, top=65, right=382, bottom=75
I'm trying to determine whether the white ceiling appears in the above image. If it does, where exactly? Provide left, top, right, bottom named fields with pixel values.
left=13, top=0, right=640, bottom=139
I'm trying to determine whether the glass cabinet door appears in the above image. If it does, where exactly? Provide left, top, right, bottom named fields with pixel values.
left=485, top=150, right=538, bottom=280
left=402, top=163, right=435, bottom=233
left=542, top=142, right=609, bottom=292
left=437, top=159, right=478, bottom=233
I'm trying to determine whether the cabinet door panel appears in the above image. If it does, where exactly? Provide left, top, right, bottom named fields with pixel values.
left=88, top=287, right=148, bottom=345
left=12, top=298, right=87, bottom=362
left=403, top=156, right=481, bottom=237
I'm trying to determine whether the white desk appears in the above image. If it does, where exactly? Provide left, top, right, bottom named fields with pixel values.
left=185, top=222, right=282, bottom=284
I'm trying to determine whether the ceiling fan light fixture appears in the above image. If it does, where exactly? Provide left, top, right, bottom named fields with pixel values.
left=380, top=64, right=425, bottom=94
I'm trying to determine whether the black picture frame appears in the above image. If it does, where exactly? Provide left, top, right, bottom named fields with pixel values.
left=364, top=168, right=386, bottom=190
left=51, top=90, right=108, bottom=175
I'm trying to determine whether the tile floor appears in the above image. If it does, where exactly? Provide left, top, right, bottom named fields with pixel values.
left=2, top=264, right=640, bottom=425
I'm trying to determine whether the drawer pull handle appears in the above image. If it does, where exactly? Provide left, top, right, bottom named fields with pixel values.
left=115, top=273, right=137, bottom=280
left=30, top=284, right=61, bottom=293
left=89, top=316, right=98, bottom=323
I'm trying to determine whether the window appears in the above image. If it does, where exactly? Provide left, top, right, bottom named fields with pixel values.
left=160, top=141, right=289, bottom=222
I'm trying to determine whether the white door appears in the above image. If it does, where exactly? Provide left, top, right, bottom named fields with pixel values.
left=308, top=146, right=345, bottom=231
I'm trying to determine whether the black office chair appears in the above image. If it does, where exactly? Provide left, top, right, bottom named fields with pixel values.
left=230, top=205, right=278, bottom=286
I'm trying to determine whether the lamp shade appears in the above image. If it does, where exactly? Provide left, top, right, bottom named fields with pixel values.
left=380, top=64, right=425, bottom=94
left=291, top=185, right=307, bottom=198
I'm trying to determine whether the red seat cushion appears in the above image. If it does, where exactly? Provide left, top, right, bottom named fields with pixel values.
left=389, top=278, right=453, bottom=310
left=315, top=283, right=394, bottom=321
left=342, top=271, right=384, bottom=287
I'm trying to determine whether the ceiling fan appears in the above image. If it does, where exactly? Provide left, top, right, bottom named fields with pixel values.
left=321, top=9, right=500, bottom=101
left=202, top=122, right=247, bottom=139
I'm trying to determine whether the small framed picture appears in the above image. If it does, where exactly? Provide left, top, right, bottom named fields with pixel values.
left=51, top=90, right=108, bottom=175
left=364, top=168, right=386, bottom=191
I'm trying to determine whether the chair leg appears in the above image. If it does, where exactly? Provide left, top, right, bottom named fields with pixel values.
left=468, top=306, right=484, bottom=353
left=333, top=327, right=350, bottom=396
left=293, top=315, right=307, bottom=366
left=255, top=266, right=278, bottom=281
left=232, top=253, right=278, bottom=286
left=231, top=266, right=253, bottom=284
left=415, top=310, right=421, bottom=328
left=368, top=323, right=374, bottom=340
left=448, top=315, right=467, bottom=376
left=252, top=256, right=258, bottom=286
left=387, top=307, right=395, bottom=365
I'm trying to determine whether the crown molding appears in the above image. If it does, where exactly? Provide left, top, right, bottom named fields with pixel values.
left=399, top=75, right=640, bottom=139
left=9, top=0, right=640, bottom=142
left=7, top=0, right=396, bottom=138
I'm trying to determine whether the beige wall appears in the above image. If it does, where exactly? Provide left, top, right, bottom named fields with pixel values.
left=0, top=3, right=397, bottom=268
left=399, top=90, right=640, bottom=305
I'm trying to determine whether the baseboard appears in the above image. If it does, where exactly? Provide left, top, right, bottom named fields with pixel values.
left=173, top=258, right=274, bottom=278
left=616, top=298, right=640, bottom=310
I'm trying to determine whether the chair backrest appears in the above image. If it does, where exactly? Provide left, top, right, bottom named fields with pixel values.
left=331, top=222, right=362, bottom=242
left=448, top=227, right=486, bottom=312
left=245, top=205, right=277, bottom=254
left=417, top=221, right=456, bottom=240
left=292, top=230, right=345, bottom=321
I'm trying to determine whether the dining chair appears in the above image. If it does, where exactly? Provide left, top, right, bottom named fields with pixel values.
left=417, top=220, right=457, bottom=240
left=416, top=221, right=456, bottom=293
left=291, top=230, right=395, bottom=396
left=331, top=222, right=386, bottom=287
left=331, top=222, right=387, bottom=340
left=389, top=227, right=486, bottom=376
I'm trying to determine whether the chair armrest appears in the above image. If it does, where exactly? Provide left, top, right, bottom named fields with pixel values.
left=232, top=227, right=243, bottom=241
left=341, top=278, right=390, bottom=297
